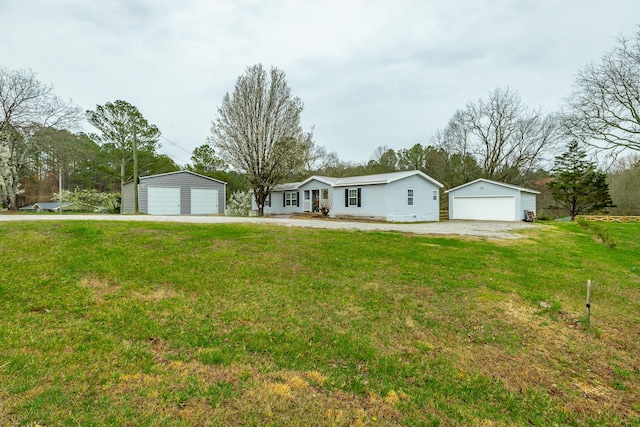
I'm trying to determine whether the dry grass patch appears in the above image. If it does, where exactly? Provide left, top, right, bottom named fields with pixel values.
left=102, top=357, right=413, bottom=426
left=134, top=286, right=182, bottom=303
left=451, top=296, right=640, bottom=420
left=81, top=275, right=120, bottom=304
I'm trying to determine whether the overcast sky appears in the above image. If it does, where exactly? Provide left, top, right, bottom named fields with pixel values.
left=2, top=0, right=639, bottom=165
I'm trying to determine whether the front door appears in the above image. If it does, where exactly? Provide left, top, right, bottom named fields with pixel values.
left=303, top=190, right=311, bottom=212
left=312, top=189, right=320, bottom=212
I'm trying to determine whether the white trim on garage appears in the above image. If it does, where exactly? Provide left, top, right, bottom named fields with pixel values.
left=148, top=186, right=181, bottom=215
left=191, top=188, right=218, bottom=215
left=451, top=195, right=516, bottom=221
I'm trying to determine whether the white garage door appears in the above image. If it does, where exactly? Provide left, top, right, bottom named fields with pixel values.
left=148, top=186, right=181, bottom=215
left=191, top=188, right=218, bottom=215
left=452, top=196, right=516, bottom=221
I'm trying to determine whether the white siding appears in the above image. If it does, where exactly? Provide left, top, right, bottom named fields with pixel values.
left=298, top=179, right=332, bottom=213
left=250, top=172, right=442, bottom=222
left=253, top=179, right=334, bottom=215
left=254, top=191, right=302, bottom=215
left=384, top=175, right=440, bottom=222
left=521, top=192, right=537, bottom=218
left=330, top=175, right=440, bottom=222
left=330, top=184, right=387, bottom=219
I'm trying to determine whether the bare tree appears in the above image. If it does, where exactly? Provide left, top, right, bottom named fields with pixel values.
left=564, top=29, right=640, bottom=154
left=210, top=64, right=313, bottom=215
left=441, top=88, right=560, bottom=184
left=0, top=67, right=80, bottom=210
left=299, top=143, right=340, bottom=177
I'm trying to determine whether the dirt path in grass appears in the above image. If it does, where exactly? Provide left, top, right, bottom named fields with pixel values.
left=0, top=214, right=538, bottom=239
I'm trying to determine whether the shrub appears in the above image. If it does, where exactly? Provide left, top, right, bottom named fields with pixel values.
left=226, top=190, right=252, bottom=216
left=54, top=189, right=120, bottom=213
left=536, top=212, right=551, bottom=221
left=577, top=217, right=619, bottom=249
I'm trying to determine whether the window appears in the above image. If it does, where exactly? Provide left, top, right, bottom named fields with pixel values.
left=321, top=189, right=329, bottom=200
left=408, top=189, right=414, bottom=206
left=264, top=194, right=271, bottom=207
left=344, top=188, right=361, bottom=207
left=285, top=192, right=298, bottom=207
left=348, top=189, right=358, bottom=206
left=433, top=190, right=438, bottom=201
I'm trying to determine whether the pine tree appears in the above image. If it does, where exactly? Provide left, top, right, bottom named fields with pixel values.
left=547, top=140, right=612, bottom=220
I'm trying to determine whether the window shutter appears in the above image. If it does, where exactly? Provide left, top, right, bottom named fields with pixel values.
left=357, top=188, right=362, bottom=207
left=267, top=194, right=271, bottom=207
left=296, top=192, right=300, bottom=207
left=345, top=189, right=349, bottom=207
left=283, top=193, right=286, bottom=207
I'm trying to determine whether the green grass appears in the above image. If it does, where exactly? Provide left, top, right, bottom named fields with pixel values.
left=0, top=220, right=639, bottom=426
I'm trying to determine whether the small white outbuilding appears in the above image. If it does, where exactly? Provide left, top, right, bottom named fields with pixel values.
left=445, top=178, right=539, bottom=221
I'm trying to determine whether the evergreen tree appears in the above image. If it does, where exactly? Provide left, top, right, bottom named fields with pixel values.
left=86, top=100, right=162, bottom=213
left=188, top=144, right=226, bottom=175
left=547, top=140, right=612, bottom=220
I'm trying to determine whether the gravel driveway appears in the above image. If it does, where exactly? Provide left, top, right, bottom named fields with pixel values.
left=0, top=214, right=538, bottom=239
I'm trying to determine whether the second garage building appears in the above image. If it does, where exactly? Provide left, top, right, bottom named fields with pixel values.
left=122, top=170, right=226, bottom=215
left=445, top=178, right=538, bottom=221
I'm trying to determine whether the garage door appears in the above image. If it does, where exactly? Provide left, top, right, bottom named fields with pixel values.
left=148, top=186, right=181, bottom=215
left=452, top=196, right=516, bottom=221
left=191, top=188, right=218, bottom=215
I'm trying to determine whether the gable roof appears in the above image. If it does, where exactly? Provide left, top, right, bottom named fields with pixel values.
left=444, top=178, right=540, bottom=194
left=35, top=202, right=65, bottom=210
left=137, top=170, right=227, bottom=185
left=299, top=175, right=339, bottom=187
left=19, top=202, right=77, bottom=211
left=271, top=171, right=443, bottom=192
left=273, top=181, right=303, bottom=191
left=333, top=170, right=443, bottom=188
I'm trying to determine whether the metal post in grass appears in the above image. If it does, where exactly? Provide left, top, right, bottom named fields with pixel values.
left=58, top=167, right=63, bottom=215
left=586, top=279, right=591, bottom=329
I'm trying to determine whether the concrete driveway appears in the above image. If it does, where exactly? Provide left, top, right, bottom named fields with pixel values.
left=0, top=214, right=538, bottom=239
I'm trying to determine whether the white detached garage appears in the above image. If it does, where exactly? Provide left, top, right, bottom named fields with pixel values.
left=445, top=178, right=539, bottom=221
left=122, top=170, right=226, bottom=215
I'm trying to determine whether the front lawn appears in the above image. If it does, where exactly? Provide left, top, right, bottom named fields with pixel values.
left=0, top=221, right=638, bottom=426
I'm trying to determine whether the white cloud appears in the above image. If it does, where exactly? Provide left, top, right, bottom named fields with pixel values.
left=1, top=0, right=639, bottom=163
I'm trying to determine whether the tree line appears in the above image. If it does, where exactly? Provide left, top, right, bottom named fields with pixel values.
left=2, top=28, right=639, bottom=217
left=0, top=69, right=180, bottom=211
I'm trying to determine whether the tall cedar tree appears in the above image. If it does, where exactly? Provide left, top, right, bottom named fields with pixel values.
left=547, top=140, right=612, bottom=220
